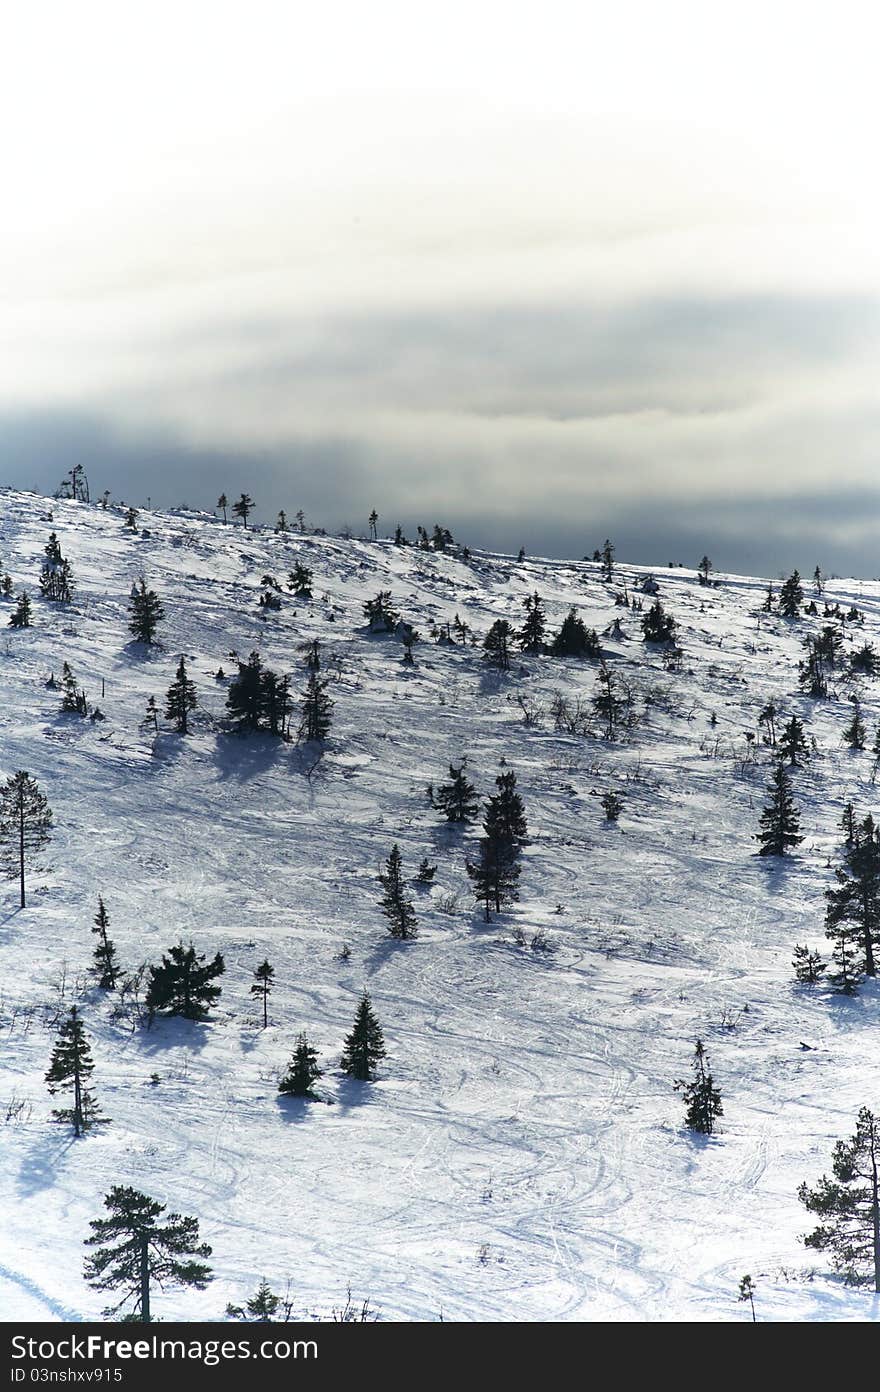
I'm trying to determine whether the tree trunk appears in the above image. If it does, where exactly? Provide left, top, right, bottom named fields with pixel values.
left=872, top=1134, right=880, bottom=1294
left=140, top=1237, right=151, bottom=1322
left=73, top=1050, right=82, bottom=1138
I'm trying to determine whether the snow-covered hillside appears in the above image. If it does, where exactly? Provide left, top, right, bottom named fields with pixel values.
left=1, top=487, right=878, bottom=1322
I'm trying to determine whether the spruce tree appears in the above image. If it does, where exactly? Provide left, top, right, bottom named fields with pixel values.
left=642, top=601, right=676, bottom=644
left=217, top=493, right=228, bottom=522
left=415, top=857, right=437, bottom=884
left=278, top=1032, right=323, bottom=1099
left=145, top=943, right=225, bottom=1023
left=45, top=1006, right=106, bottom=1136
left=340, top=991, right=386, bottom=1081
left=298, top=674, right=333, bottom=742
left=465, top=833, right=521, bottom=922
left=83, top=1186, right=212, bottom=1321
left=517, top=592, right=546, bottom=653
left=39, top=532, right=74, bottom=602
left=799, top=1108, right=880, bottom=1291
left=232, top=493, right=254, bottom=527
left=698, top=555, right=712, bottom=585
left=779, top=570, right=804, bottom=617
left=429, top=762, right=479, bottom=823
left=484, top=770, right=528, bottom=845
left=844, top=698, right=866, bottom=751
left=227, top=651, right=265, bottom=732
left=758, top=699, right=777, bottom=747
left=128, top=580, right=165, bottom=644
left=550, top=608, right=600, bottom=658
left=0, top=770, right=52, bottom=907
left=850, top=642, right=877, bottom=676
left=251, top=959, right=274, bottom=1029
left=756, top=764, right=802, bottom=856
left=674, top=1039, right=723, bottom=1135
left=378, top=844, right=418, bottom=940
left=9, top=591, right=32, bottom=627
left=777, top=715, right=809, bottom=767
left=60, top=661, right=88, bottom=715
left=288, top=562, right=313, bottom=598
left=140, top=696, right=159, bottom=734
left=363, top=591, right=399, bottom=632
left=592, top=662, right=630, bottom=740
left=600, top=539, right=614, bottom=581
left=92, top=896, right=120, bottom=989
left=165, top=657, right=197, bottom=734
left=482, top=619, right=514, bottom=671
left=226, top=1278, right=284, bottom=1321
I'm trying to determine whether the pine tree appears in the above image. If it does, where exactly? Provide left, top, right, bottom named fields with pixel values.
left=165, top=657, right=197, bottom=734
left=0, top=770, right=52, bottom=907
left=738, top=1275, right=757, bottom=1321
left=674, top=1039, right=723, bottom=1135
left=368, top=509, right=378, bottom=540
left=378, top=844, right=418, bottom=940
left=340, top=991, right=386, bottom=1081
left=850, top=642, right=877, bottom=676
left=792, top=943, right=826, bottom=985
left=363, top=591, right=399, bottom=632
left=518, top=592, right=546, bottom=653
left=288, top=562, right=313, bottom=598
left=92, top=896, right=120, bottom=989
left=429, top=762, right=479, bottom=823
left=844, top=698, right=866, bottom=751
left=128, top=580, right=165, bottom=644
left=83, top=1186, right=212, bottom=1321
left=549, top=608, right=600, bottom=658
left=39, top=532, right=73, bottom=602
left=278, top=1032, right=323, bottom=1098
left=779, top=570, right=804, bottom=617
left=232, top=493, right=254, bottom=527
left=756, top=763, right=802, bottom=856
left=145, top=943, right=225, bottom=1023
left=251, top=960, right=274, bottom=1029
left=698, top=555, right=713, bottom=586
left=799, top=1108, right=880, bottom=1291
left=812, top=564, right=824, bottom=595
left=824, top=814, right=880, bottom=982
left=300, top=638, right=322, bottom=672
left=761, top=582, right=774, bottom=613
left=777, top=715, right=809, bottom=767
left=45, top=1006, right=106, bottom=1136
left=642, top=601, right=676, bottom=644
left=9, top=591, right=32, bottom=627
left=217, top=493, right=228, bottom=523
left=298, top=674, right=333, bottom=742
left=276, top=510, right=289, bottom=532
left=415, top=857, right=437, bottom=884
left=482, top=619, right=514, bottom=671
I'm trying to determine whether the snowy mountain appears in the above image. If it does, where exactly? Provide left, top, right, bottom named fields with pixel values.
left=0, top=486, right=878, bottom=1322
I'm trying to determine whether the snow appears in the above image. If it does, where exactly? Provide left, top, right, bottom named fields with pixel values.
left=0, top=488, right=878, bottom=1321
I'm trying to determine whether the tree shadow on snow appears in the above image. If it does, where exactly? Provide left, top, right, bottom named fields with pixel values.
left=275, top=1094, right=332, bottom=1124
left=332, top=1076, right=379, bottom=1114
left=361, top=935, right=417, bottom=975
left=17, top=1132, right=77, bottom=1197
left=210, top=732, right=283, bottom=783
left=138, top=1018, right=211, bottom=1055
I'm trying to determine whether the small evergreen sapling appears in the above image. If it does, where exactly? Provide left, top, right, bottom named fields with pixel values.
left=92, top=896, right=120, bottom=989
left=482, top=619, right=514, bottom=671
left=278, top=1032, right=323, bottom=1099
left=675, top=1039, right=723, bottom=1136
left=517, top=592, right=546, bottom=653
left=298, top=673, right=333, bottom=742
left=340, top=991, right=386, bottom=1081
left=9, top=591, right=32, bottom=627
left=429, top=762, right=479, bottom=823
left=792, top=944, right=826, bottom=985
left=779, top=570, right=804, bottom=617
left=288, top=562, right=313, bottom=598
left=549, top=608, right=600, bottom=658
left=415, top=857, right=437, bottom=884
left=83, top=1186, right=212, bottom=1321
left=45, top=1005, right=106, bottom=1136
left=738, top=1275, right=757, bottom=1321
left=378, top=844, right=418, bottom=939
left=844, top=698, right=866, bottom=751
left=39, top=532, right=74, bottom=602
left=777, top=715, right=809, bottom=767
left=251, top=959, right=274, bottom=1028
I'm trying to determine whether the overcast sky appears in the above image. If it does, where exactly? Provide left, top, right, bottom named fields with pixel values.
left=2, top=2, right=878, bottom=575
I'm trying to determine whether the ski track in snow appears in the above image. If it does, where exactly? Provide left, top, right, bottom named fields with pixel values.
left=0, top=489, right=879, bottom=1321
